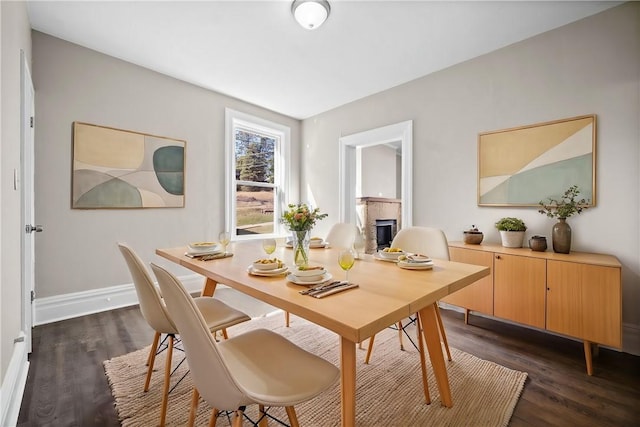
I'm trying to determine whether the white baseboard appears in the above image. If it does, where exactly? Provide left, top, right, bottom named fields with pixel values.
left=439, top=303, right=640, bottom=356
left=1, top=333, right=29, bottom=427
left=34, top=274, right=207, bottom=325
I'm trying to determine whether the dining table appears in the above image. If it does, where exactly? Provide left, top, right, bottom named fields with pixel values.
left=156, top=240, right=490, bottom=427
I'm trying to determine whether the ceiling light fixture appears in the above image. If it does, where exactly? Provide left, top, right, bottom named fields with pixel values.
left=292, top=0, right=331, bottom=30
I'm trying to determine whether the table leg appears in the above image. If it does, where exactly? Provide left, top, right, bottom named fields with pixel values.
left=201, top=277, right=217, bottom=297
left=418, top=305, right=453, bottom=407
left=340, top=337, right=356, bottom=427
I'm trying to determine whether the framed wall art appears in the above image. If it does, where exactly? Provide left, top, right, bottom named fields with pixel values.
left=478, top=115, right=596, bottom=207
left=72, top=122, right=186, bottom=208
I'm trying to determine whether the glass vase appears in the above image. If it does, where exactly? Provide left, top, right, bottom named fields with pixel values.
left=292, top=229, right=311, bottom=267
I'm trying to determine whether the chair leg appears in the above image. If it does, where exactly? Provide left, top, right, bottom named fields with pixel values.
left=364, top=334, right=376, bottom=364
left=285, top=406, right=300, bottom=427
left=258, top=404, right=268, bottom=427
left=159, top=334, right=174, bottom=427
left=285, top=311, right=290, bottom=327
left=222, top=328, right=229, bottom=340
left=188, top=387, right=200, bottom=427
left=415, top=314, right=431, bottom=404
left=434, top=303, right=452, bottom=361
left=144, top=331, right=161, bottom=392
left=209, top=408, right=219, bottom=427
left=232, top=408, right=244, bottom=427
left=397, top=320, right=405, bottom=351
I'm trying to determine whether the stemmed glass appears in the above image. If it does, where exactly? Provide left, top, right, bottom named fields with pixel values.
left=338, top=248, right=356, bottom=284
left=262, top=238, right=277, bottom=257
left=218, top=231, right=231, bottom=255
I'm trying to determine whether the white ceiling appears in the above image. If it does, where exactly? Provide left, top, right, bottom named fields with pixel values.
left=26, top=1, right=620, bottom=119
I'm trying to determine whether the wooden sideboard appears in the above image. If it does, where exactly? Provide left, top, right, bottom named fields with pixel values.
left=443, top=242, right=622, bottom=375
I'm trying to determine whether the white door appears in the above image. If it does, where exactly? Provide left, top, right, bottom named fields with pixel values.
left=21, top=51, right=39, bottom=353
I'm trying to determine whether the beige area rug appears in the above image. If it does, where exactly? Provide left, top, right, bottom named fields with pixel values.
left=104, top=313, right=527, bottom=426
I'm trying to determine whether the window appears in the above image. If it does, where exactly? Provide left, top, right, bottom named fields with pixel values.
left=225, top=109, right=290, bottom=240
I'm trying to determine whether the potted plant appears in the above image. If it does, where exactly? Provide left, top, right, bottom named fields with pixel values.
left=538, top=185, right=589, bottom=254
left=495, top=217, right=527, bottom=248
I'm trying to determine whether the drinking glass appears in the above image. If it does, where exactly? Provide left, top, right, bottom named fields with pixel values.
left=338, top=249, right=356, bottom=283
left=353, top=232, right=366, bottom=259
left=218, top=231, right=231, bottom=254
left=262, top=238, right=276, bottom=256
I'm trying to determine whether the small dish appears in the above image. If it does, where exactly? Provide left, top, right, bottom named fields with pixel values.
left=292, top=266, right=326, bottom=277
left=377, top=249, right=404, bottom=260
left=287, top=272, right=333, bottom=285
left=247, top=265, right=289, bottom=277
left=188, top=241, right=218, bottom=252
left=373, top=252, right=400, bottom=263
left=397, top=260, right=434, bottom=270
left=252, top=259, right=281, bottom=271
left=398, top=254, right=432, bottom=263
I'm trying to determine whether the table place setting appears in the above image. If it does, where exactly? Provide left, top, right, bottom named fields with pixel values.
left=373, top=247, right=405, bottom=262
left=396, top=253, right=434, bottom=270
left=299, top=280, right=359, bottom=298
left=286, top=264, right=333, bottom=285
left=184, top=241, right=233, bottom=260
left=247, top=257, right=288, bottom=277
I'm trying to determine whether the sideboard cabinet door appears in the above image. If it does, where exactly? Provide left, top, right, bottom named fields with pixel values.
left=443, top=247, right=494, bottom=315
left=494, top=254, right=546, bottom=329
left=546, top=260, right=622, bottom=347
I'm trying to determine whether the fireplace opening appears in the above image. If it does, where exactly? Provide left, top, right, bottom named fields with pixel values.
left=375, top=219, right=397, bottom=250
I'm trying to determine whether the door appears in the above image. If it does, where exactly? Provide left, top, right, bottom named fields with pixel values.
left=21, top=51, right=39, bottom=352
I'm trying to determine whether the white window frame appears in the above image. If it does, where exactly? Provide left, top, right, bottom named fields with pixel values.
left=225, top=108, right=290, bottom=240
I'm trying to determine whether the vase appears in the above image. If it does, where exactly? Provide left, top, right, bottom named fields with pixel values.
left=291, top=229, right=311, bottom=267
left=499, top=230, right=525, bottom=248
left=552, top=218, right=572, bottom=254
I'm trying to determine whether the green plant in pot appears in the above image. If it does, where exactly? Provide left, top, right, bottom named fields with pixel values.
left=538, top=185, right=589, bottom=254
left=495, top=217, right=527, bottom=248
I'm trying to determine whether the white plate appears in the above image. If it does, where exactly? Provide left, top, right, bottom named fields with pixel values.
left=247, top=265, right=289, bottom=276
left=377, top=250, right=404, bottom=260
left=373, top=252, right=399, bottom=263
left=286, top=272, right=333, bottom=285
left=292, top=266, right=327, bottom=277
left=187, top=242, right=220, bottom=253
left=397, top=260, right=434, bottom=270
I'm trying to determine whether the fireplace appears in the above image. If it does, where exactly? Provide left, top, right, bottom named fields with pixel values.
left=375, top=219, right=397, bottom=250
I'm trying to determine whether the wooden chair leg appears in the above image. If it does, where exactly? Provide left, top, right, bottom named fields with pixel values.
left=144, top=331, right=161, bottom=392
left=397, top=321, right=405, bottom=351
left=285, top=311, right=290, bottom=327
left=258, top=404, right=268, bottom=427
left=434, top=303, right=452, bottom=361
left=285, top=406, right=300, bottom=427
left=159, top=334, right=174, bottom=427
left=364, top=334, right=376, bottom=364
left=208, top=408, right=219, bottom=427
left=222, top=328, right=229, bottom=340
left=415, top=314, right=431, bottom=404
left=232, top=408, right=244, bottom=427
left=188, top=388, right=200, bottom=427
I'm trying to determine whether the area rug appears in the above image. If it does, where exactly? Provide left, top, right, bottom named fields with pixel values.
left=104, top=313, right=527, bottom=426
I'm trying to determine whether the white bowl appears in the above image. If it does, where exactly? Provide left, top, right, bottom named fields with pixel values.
left=293, top=273, right=325, bottom=282
left=252, top=259, right=280, bottom=271
left=188, top=242, right=218, bottom=252
left=293, top=266, right=326, bottom=277
left=378, top=250, right=404, bottom=260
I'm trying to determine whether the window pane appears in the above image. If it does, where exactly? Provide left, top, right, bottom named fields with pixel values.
left=236, top=185, right=274, bottom=235
left=235, top=129, right=276, bottom=184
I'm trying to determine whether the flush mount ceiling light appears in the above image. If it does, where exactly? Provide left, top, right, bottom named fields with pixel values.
left=292, top=0, right=331, bottom=30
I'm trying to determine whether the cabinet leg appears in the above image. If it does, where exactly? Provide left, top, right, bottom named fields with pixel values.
left=583, top=340, right=593, bottom=376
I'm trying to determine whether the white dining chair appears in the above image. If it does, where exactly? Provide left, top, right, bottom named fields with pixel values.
left=151, top=262, right=340, bottom=427
left=363, top=227, right=452, bottom=364
left=118, top=243, right=251, bottom=426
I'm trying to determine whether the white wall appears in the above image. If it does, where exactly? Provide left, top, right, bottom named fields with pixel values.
left=301, top=3, right=640, bottom=354
left=360, top=144, right=398, bottom=199
left=1, top=0, right=31, bottom=413
left=31, top=32, right=301, bottom=300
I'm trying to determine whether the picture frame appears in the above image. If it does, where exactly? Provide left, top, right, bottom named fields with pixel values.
left=72, top=122, right=186, bottom=209
left=478, top=115, right=596, bottom=207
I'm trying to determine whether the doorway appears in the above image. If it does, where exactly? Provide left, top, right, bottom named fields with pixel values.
left=338, top=120, right=413, bottom=228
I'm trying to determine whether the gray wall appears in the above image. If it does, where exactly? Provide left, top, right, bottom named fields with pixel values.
left=301, top=3, right=640, bottom=354
left=1, top=0, right=31, bottom=385
left=31, top=32, right=301, bottom=298
left=360, top=144, right=399, bottom=199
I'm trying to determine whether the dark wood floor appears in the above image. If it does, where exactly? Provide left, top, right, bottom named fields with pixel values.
left=18, top=305, right=640, bottom=426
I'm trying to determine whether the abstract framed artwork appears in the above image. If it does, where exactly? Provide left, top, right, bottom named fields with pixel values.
left=478, top=115, right=596, bottom=207
left=72, top=122, right=186, bottom=208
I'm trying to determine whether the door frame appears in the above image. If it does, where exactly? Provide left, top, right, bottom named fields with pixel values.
left=338, top=120, right=413, bottom=227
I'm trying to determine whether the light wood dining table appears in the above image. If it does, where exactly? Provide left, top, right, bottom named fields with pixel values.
left=156, top=241, right=489, bottom=426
